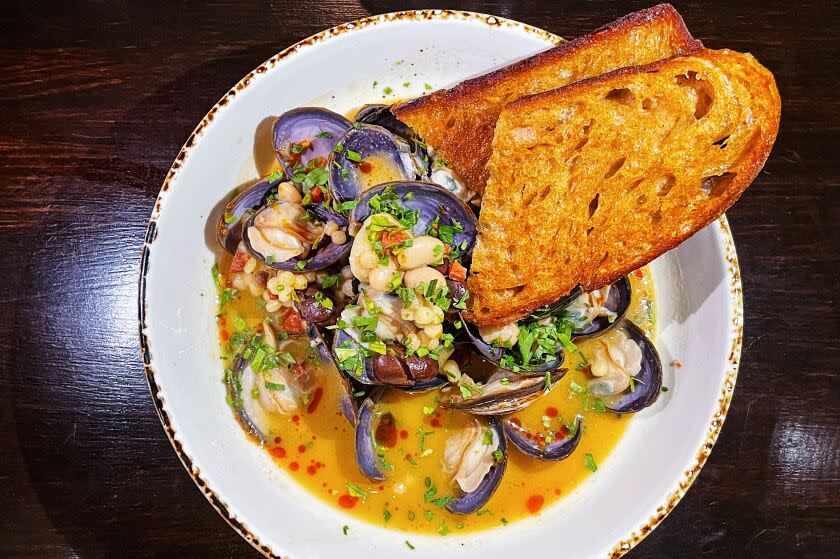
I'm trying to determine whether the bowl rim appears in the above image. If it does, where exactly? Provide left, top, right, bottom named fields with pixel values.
left=138, top=10, right=744, bottom=559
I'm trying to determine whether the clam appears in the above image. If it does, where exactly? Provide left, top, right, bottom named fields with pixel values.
left=592, top=321, right=663, bottom=413
left=303, top=319, right=356, bottom=425
left=444, top=418, right=507, bottom=514
left=351, top=181, right=478, bottom=255
left=460, top=316, right=565, bottom=374
left=242, top=202, right=351, bottom=271
left=216, top=176, right=280, bottom=254
left=443, top=369, right=566, bottom=416
left=226, top=334, right=317, bottom=443
left=566, top=277, right=631, bottom=338
left=504, top=414, right=583, bottom=461
left=328, top=125, right=421, bottom=203
left=354, top=104, right=431, bottom=178
left=272, top=107, right=351, bottom=175
left=354, top=388, right=388, bottom=481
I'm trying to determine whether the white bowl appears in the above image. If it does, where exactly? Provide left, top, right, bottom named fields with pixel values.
left=139, top=11, right=743, bottom=559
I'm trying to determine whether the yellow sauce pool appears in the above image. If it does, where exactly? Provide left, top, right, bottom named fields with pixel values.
left=216, top=264, right=655, bottom=534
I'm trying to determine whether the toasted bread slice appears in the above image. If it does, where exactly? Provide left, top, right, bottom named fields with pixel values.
left=466, top=48, right=781, bottom=326
left=393, top=4, right=701, bottom=196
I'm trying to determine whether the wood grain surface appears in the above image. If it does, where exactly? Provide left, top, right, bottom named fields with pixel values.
left=1, top=1, right=838, bottom=557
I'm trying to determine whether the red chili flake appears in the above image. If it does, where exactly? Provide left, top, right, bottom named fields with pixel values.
left=270, top=447, right=287, bottom=459
left=526, top=494, right=545, bottom=514
left=379, top=485, right=385, bottom=491
left=291, top=414, right=300, bottom=423
left=404, top=453, right=414, bottom=462
left=289, top=461, right=299, bottom=471
left=274, top=436, right=282, bottom=444
left=279, top=308, right=305, bottom=334
left=634, top=269, right=644, bottom=278
left=298, top=445, right=307, bottom=454
left=673, top=359, right=683, bottom=368
left=338, top=494, right=359, bottom=509
left=306, top=387, right=324, bottom=414
left=430, top=418, right=441, bottom=428
left=399, top=429, right=409, bottom=439
left=217, top=316, right=226, bottom=327
left=220, top=330, right=230, bottom=341
left=310, top=186, right=324, bottom=203
left=545, top=407, right=559, bottom=418
left=306, top=465, right=317, bottom=475
left=358, top=160, right=372, bottom=174
left=230, top=251, right=249, bottom=272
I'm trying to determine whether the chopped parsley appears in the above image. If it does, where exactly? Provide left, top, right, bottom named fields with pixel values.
left=383, top=507, right=392, bottom=522
left=345, top=482, right=368, bottom=500
left=383, top=86, right=393, bottom=95
left=405, top=540, right=415, bottom=550
left=342, top=525, right=349, bottom=535
left=315, top=130, right=333, bottom=138
left=345, top=149, right=363, bottom=162
left=211, top=263, right=222, bottom=289
left=584, top=452, right=598, bottom=472
left=318, top=273, right=341, bottom=289
left=219, top=287, right=238, bottom=308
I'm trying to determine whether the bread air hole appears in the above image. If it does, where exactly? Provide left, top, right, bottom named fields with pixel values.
left=588, top=193, right=600, bottom=218
left=586, top=226, right=595, bottom=236
left=700, top=172, right=736, bottom=197
left=675, top=71, right=714, bottom=119
left=574, top=120, right=593, bottom=150
left=712, top=135, right=730, bottom=149
left=642, top=97, right=656, bottom=111
left=604, top=157, right=626, bottom=179
left=604, top=87, right=635, bottom=106
left=655, top=174, right=676, bottom=196
left=445, top=116, right=457, bottom=129
left=636, top=194, right=648, bottom=206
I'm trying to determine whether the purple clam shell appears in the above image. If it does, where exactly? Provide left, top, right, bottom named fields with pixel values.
left=444, top=368, right=566, bottom=416
left=331, top=329, right=377, bottom=385
left=445, top=418, right=507, bottom=515
left=355, top=104, right=419, bottom=145
left=570, top=277, right=631, bottom=338
left=242, top=203, right=351, bottom=271
left=216, top=177, right=280, bottom=254
left=353, top=181, right=478, bottom=256
left=505, top=414, right=583, bottom=461
left=605, top=321, right=663, bottom=413
left=331, top=329, right=445, bottom=390
left=304, top=320, right=356, bottom=425
left=272, top=107, right=351, bottom=175
left=227, top=345, right=269, bottom=444
left=355, top=388, right=387, bottom=482
left=328, top=125, right=414, bottom=203
left=460, top=313, right=563, bottom=374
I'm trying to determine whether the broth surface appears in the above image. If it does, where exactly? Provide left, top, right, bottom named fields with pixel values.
left=216, top=260, right=655, bottom=534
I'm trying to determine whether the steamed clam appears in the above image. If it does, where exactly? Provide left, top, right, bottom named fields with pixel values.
left=443, top=417, right=507, bottom=514
left=443, top=369, right=566, bottom=416
left=583, top=321, right=662, bottom=413
left=328, top=125, right=424, bottom=203
left=272, top=107, right=351, bottom=175
left=504, top=414, right=584, bottom=461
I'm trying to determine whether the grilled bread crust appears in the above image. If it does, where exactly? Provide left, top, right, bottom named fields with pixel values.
left=466, top=48, right=781, bottom=326
left=393, top=4, right=701, bottom=195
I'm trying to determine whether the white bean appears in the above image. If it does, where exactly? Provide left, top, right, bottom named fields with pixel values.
left=403, top=266, right=446, bottom=290
left=397, top=236, right=445, bottom=269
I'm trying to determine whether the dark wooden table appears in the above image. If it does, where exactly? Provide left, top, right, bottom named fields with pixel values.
left=1, top=1, right=837, bottom=557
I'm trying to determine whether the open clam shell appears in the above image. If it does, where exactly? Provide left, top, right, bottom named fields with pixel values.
left=504, top=414, right=584, bottom=461
left=304, top=320, right=356, bottom=425
left=443, top=369, right=566, bottom=416
left=460, top=314, right=564, bottom=374
left=216, top=176, right=280, bottom=254
left=352, top=181, right=478, bottom=256
left=272, top=107, right=351, bottom=175
left=604, top=321, right=663, bottom=413
left=328, top=125, right=417, bottom=203
left=445, top=418, right=507, bottom=515
left=569, top=277, right=631, bottom=339
left=354, top=388, right=388, bottom=482
left=242, top=203, right=351, bottom=271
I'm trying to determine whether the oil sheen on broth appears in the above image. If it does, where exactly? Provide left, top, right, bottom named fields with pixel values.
left=216, top=259, right=655, bottom=534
